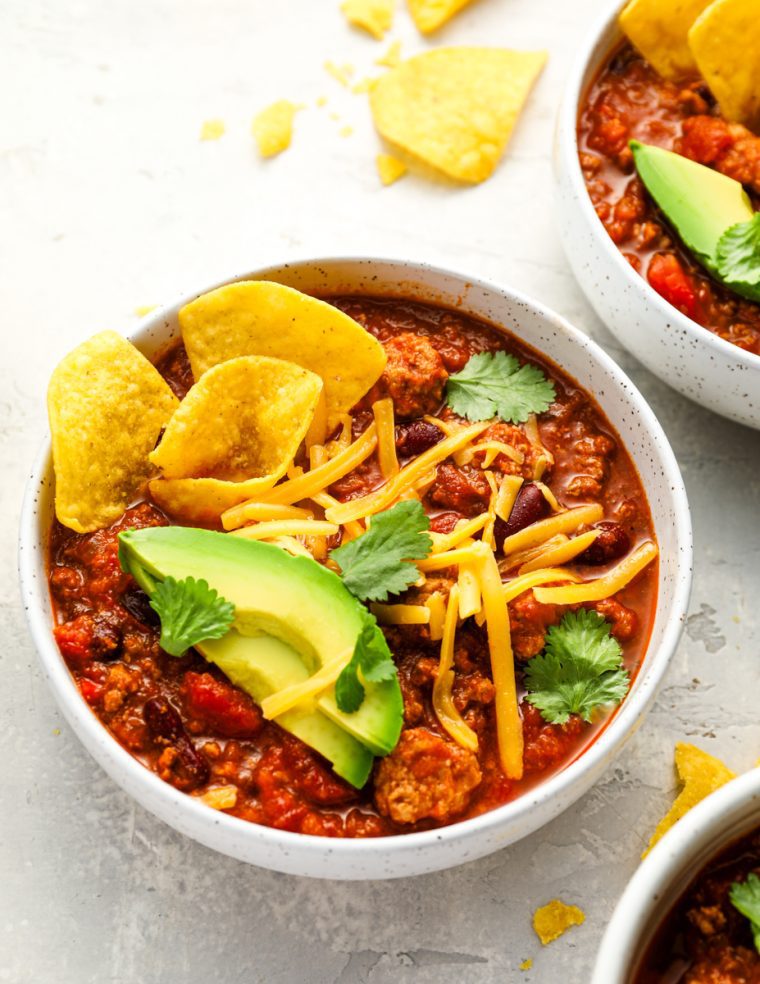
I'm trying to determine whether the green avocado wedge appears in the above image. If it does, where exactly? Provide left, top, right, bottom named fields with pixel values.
left=118, top=527, right=403, bottom=777
left=630, top=140, right=760, bottom=303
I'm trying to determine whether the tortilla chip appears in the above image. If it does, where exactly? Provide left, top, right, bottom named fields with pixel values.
left=619, top=0, right=713, bottom=79
left=179, top=281, right=386, bottom=423
left=376, top=153, right=407, bottom=185
left=532, top=900, right=585, bottom=945
left=325, top=61, right=355, bottom=87
left=252, top=101, right=300, bottom=158
left=48, top=331, right=178, bottom=533
left=689, top=0, right=760, bottom=129
left=341, top=0, right=394, bottom=39
left=643, top=743, right=736, bottom=857
left=369, top=48, right=547, bottom=183
left=407, top=0, right=476, bottom=33
left=149, top=475, right=279, bottom=524
left=376, top=40, right=402, bottom=68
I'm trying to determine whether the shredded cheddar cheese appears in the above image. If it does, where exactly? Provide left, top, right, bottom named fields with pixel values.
left=533, top=541, right=658, bottom=604
left=457, top=561, right=482, bottom=618
left=430, top=513, right=489, bottom=553
left=260, top=650, right=353, bottom=720
left=500, top=503, right=604, bottom=557
left=426, top=591, right=447, bottom=641
left=495, top=474, right=523, bottom=522
left=372, top=398, right=399, bottom=479
left=229, top=519, right=338, bottom=541
left=432, top=584, right=479, bottom=751
left=502, top=567, right=582, bottom=603
left=371, top=603, right=430, bottom=625
left=519, top=529, right=600, bottom=574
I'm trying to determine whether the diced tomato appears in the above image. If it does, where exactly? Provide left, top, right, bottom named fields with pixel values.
left=54, top=617, right=96, bottom=665
left=647, top=253, right=698, bottom=319
left=180, top=672, right=263, bottom=739
left=679, top=116, right=734, bottom=166
left=79, top=677, right=104, bottom=704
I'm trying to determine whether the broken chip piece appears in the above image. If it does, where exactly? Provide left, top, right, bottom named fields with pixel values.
left=643, top=742, right=736, bottom=857
left=369, top=47, right=546, bottom=183
left=179, top=280, right=387, bottom=425
left=407, top=0, right=476, bottom=33
left=340, top=0, right=394, bottom=39
left=252, top=100, right=300, bottom=158
left=532, top=900, right=586, bottom=945
left=619, top=0, right=713, bottom=79
left=688, top=0, right=760, bottom=129
left=199, top=119, right=225, bottom=141
left=48, top=331, right=178, bottom=533
left=376, top=153, right=408, bottom=185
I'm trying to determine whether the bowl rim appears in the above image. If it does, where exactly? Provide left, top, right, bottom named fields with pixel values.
left=592, top=766, right=760, bottom=982
left=18, top=254, right=693, bottom=866
left=557, top=0, right=760, bottom=371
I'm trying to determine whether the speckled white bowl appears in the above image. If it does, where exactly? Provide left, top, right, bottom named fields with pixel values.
left=593, top=767, right=760, bottom=982
left=554, top=0, right=760, bottom=430
left=19, top=257, right=692, bottom=880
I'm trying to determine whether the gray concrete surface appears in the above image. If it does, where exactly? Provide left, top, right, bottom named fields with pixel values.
left=2, top=0, right=759, bottom=980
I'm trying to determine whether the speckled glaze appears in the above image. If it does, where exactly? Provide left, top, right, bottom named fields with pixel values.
left=593, top=767, right=760, bottom=982
left=18, top=257, right=692, bottom=880
left=553, top=0, right=760, bottom=431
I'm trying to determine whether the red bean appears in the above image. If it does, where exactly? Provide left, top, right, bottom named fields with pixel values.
left=395, top=420, right=443, bottom=458
left=494, top=483, right=551, bottom=550
left=144, top=696, right=210, bottom=788
left=577, top=521, right=631, bottom=565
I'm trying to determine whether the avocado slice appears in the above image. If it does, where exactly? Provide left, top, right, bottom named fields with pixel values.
left=630, top=140, right=756, bottom=294
left=119, top=526, right=403, bottom=760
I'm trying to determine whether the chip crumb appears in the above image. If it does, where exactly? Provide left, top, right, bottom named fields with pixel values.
left=407, top=0, right=476, bottom=34
left=252, top=100, right=300, bottom=158
left=316, top=96, right=328, bottom=107
left=339, top=125, right=354, bottom=138
left=352, top=76, right=377, bottom=94
left=52, top=728, right=61, bottom=736
left=200, top=785, right=238, bottom=811
left=199, top=118, right=226, bottom=141
left=340, top=0, right=394, bottom=39
left=376, top=40, right=402, bottom=68
left=520, top=958, right=533, bottom=971
left=134, top=304, right=157, bottom=317
left=643, top=742, right=736, bottom=857
left=533, top=900, right=585, bottom=945
left=325, top=60, right=356, bottom=87
left=376, top=153, right=408, bottom=185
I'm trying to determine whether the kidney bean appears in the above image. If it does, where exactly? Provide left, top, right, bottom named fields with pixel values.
left=144, top=696, right=210, bottom=788
left=494, top=483, right=551, bottom=550
left=89, top=611, right=124, bottom=662
left=429, top=511, right=463, bottom=534
left=121, top=586, right=160, bottom=628
left=395, top=420, right=443, bottom=458
left=577, top=521, right=631, bottom=566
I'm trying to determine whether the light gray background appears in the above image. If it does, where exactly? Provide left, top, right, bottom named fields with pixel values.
left=3, top=0, right=759, bottom=981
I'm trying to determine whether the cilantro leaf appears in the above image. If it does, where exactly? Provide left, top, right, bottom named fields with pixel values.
left=149, top=576, right=235, bottom=657
left=445, top=351, right=556, bottom=425
left=716, top=213, right=760, bottom=303
left=730, top=873, right=760, bottom=954
left=335, top=611, right=397, bottom=713
left=330, top=500, right=432, bottom=602
left=523, top=609, right=630, bottom=724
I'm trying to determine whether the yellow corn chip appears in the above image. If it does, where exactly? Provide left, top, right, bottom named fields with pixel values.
left=376, top=40, right=402, bottom=68
left=252, top=101, right=300, bottom=158
left=643, top=742, right=736, bottom=857
left=369, top=48, right=547, bottom=183
left=619, top=0, right=713, bottom=79
left=407, top=0, right=476, bottom=34
left=149, top=356, right=322, bottom=522
left=325, top=61, right=355, bottom=87
left=533, top=900, right=585, bottom=945
left=519, top=959, right=533, bottom=971
left=48, top=331, right=178, bottom=533
left=376, top=153, right=407, bottom=185
left=689, top=0, right=760, bottom=129
left=341, top=0, right=394, bottom=39
left=199, top=119, right=225, bottom=141
left=179, top=281, right=386, bottom=424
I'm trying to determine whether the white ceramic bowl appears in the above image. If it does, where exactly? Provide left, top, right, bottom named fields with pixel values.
left=593, top=767, right=760, bottom=982
left=554, top=0, right=760, bottom=431
left=19, top=256, right=693, bottom=880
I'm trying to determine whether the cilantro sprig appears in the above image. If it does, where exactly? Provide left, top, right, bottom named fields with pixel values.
left=330, top=500, right=432, bottom=602
left=445, top=351, right=556, bottom=424
left=730, top=873, right=760, bottom=953
left=149, top=576, right=235, bottom=657
left=523, top=609, right=630, bottom=725
left=335, top=610, right=398, bottom=713
left=716, top=213, right=760, bottom=303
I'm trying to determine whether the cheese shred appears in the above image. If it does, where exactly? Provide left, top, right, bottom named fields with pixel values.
left=519, top=529, right=600, bottom=574
left=372, top=398, right=400, bottom=479
left=500, top=503, right=604, bottom=557
left=432, top=584, right=479, bottom=751
left=229, top=519, right=338, bottom=541
left=533, top=541, right=658, bottom=604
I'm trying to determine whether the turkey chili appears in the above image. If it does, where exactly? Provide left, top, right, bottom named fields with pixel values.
left=48, top=293, right=658, bottom=837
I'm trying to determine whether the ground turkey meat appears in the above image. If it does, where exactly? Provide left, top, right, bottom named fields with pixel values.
left=380, top=332, right=448, bottom=418
left=474, top=422, right=544, bottom=479
left=509, top=591, right=558, bottom=661
left=374, top=728, right=482, bottom=824
left=679, top=116, right=760, bottom=196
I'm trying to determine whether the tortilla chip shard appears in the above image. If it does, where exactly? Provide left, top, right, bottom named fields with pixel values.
left=643, top=742, right=736, bottom=857
left=619, top=0, right=713, bottom=79
left=179, top=281, right=386, bottom=423
left=532, top=900, right=585, bottom=945
left=407, top=0, right=476, bottom=34
left=369, top=48, right=547, bottom=183
left=252, top=100, right=300, bottom=158
left=149, top=355, right=323, bottom=521
left=376, top=153, right=407, bottom=186
left=341, top=0, right=394, bottom=39
left=688, top=0, right=760, bottom=130
left=47, top=330, right=178, bottom=533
